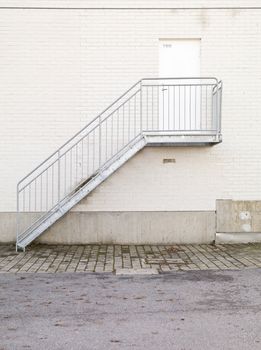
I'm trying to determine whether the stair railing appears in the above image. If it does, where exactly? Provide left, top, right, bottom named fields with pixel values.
left=17, top=77, right=222, bottom=246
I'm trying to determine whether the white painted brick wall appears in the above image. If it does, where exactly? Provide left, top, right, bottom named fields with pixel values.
left=1, top=1, right=261, bottom=212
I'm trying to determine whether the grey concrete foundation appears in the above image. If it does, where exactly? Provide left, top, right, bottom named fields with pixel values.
left=216, top=200, right=261, bottom=243
left=216, top=232, right=261, bottom=244
left=0, top=211, right=215, bottom=244
left=6, top=200, right=261, bottom=245
left=217, top=200, right=261, bottom=233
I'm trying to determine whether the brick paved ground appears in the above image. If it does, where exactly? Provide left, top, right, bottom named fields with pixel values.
left=1, top=243, right=261, bottom=273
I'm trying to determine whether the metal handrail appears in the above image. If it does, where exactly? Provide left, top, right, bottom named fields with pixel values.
left=142, top=77, right=218, bottom=82
left=17, top=77, right=222, bottom=246
left=17, top=78, right=219, bottom=186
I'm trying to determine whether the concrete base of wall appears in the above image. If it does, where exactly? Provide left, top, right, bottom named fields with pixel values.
left=3, top=200, right=261, bottom=245
left=216, top=232, right=261, bottom=244
left=0, top=211, right=215, bottom=245
left=216, top=199, right=261, bottom=233
left=0, top=212, right=16, bottom=243
left=216, top=200, right=261, bottom=243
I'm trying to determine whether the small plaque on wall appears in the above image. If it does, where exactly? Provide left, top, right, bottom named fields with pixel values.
left=163, top=158, right=176, bottom=164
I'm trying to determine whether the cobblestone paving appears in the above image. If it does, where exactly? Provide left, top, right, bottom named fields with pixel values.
left=1, top=243, right=261, bottom=273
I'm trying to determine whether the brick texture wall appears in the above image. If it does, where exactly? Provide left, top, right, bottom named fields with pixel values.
left=1, top=1, right=261, bottom=212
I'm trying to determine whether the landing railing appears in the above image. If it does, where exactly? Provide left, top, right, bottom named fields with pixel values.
left=17, top=77, right=222, bottom=246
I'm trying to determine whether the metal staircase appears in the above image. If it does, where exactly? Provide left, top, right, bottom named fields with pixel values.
left=16, top=77, right=222, bottom=251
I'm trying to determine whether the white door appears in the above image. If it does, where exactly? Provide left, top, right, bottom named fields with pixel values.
left=159, top=39, right=201, bottom=131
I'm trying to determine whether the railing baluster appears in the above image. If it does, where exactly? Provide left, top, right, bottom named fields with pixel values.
left=22, top=190, right=25, bottom=213
left=134, top=95, right=136, bottom=136
left=70, top=150, right=72, bottom=189
left=111, top=114, right=113, bottom=158
left=183, top=86, right=187, bottom=130
left=128, top=100, right=130, bottom=141
left=146, top=86, right=148, bottom=130
left=16, top=186, right=19, bottom=249
left=40, top=174, right=43, bottom=212
left=28, top=183, right=31, bottom=213
left=162, top=85, right=165, bottom=130
left=58, top=151, right=60, bottom=206
left=81, top=139, right=84, bottom=180
left=211, top=86, right=214, bottom=130
left=178, top=86, right=181, bottom=130
left=200, top=85, right=202, bottom=130
left=46, top=169, right=48, bottom=211
left=35, top=178, right=37, bottom=212
left=75, top=144, right=78, bottom=183
left=168, top=86, right=170, bottom=130
left=151, top=86, right=154, bottom=130
left=173, top=86, right=175, bottom=130
left=218, top=81, right=220, bottom=132
left=123, top=104, right=125, bottom=145
left=140, top=82, right=142, bottom=131
left=87, top=136, right=89, bottom=178
left=63, top=153, right=67, bottom=193
left=189, top=85, right=191, bottom=130
left=206, top=85, right=208, bottom=130
left=105, top=118, right=108, bottom=161
left=195, top=85, right=197, bottom=130
left=51, top=166, right=54, bottom=208
left=93, top=129, right=95, bottom=173
left=157, top=85, right=160, bottom=130
left=117, top=109, right=119, bottom=152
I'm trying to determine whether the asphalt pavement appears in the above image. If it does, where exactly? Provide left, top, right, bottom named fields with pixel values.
left=1, top=269, right=261, bottom=349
